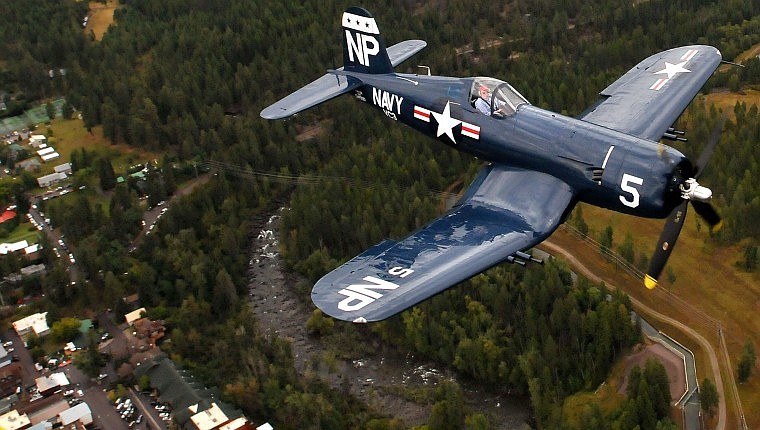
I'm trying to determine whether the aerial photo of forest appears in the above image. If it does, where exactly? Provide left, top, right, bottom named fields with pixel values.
left=1, top=0, right=760, bottom=429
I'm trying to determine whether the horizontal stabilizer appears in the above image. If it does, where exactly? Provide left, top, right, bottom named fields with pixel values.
left=260, top=73, right=360, bottom=120
left=387, top=40, right=427, bottom=67
left=260, top=38, right=426, bottom=120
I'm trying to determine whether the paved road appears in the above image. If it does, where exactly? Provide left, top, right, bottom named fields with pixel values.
left=639, top=319, right=701, bottom=429
left=539, top=239, right=726, bottom=430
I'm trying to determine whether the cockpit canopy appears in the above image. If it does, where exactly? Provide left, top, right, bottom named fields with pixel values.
left=471, top=77, right=529, bottom=117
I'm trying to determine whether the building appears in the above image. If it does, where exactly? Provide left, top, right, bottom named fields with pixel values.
left=34, top=373, right=69, bottom=396
left=53, top=163, right=72, bottom=175
left=0, top=345, right=10, bottom=369
left=15, top=158, right=40, bottom=172
left=36, top=147, right=54, bottom=157
left=134, top=355, right=253, bottom=429
left=0, top=240, right=28, bottom=255
left=0, top=210, right=16, bottom=225
left=28, top=135, right=46, bottom=147
left=0, top=394, right=19, bottom=415
left=0, top=362, right=22, bottom=398
left=133, top=318, right=166, bottom=346
left=0, top=409, right=31, bottom=430
left=19, top=264, right=45, bottom=278
left=188, top=404, right=257, bottom=430
left=12, top=313, right=49, bottom=340
left=125, top=308, right=146, bottom=326
left=190, top=403, right=229, bottom=430
left=39, top=152, right=59, bottom=163
left=36, top=172, right=67, bottom=188
left=220, top=418, right=256, bottom=430
left=58, top=402, right=92, bottom=427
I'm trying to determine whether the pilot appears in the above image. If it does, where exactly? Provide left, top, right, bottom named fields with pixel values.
left=475, top=85, right=492, bottom=115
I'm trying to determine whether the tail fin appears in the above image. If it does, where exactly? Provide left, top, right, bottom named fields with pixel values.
left=342, top=7, right=394, bottom=74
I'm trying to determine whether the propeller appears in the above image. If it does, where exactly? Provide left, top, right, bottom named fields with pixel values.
left=644, top=118, right=725, bottom=289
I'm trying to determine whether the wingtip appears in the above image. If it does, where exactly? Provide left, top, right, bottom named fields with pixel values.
left=644, top=274, right=658, bottom=290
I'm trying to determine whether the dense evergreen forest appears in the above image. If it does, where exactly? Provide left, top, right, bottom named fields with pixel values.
left=3, top=0, right=760, bottom=428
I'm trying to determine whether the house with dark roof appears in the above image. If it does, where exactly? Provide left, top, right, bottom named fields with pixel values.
left=134, top=355, right=252, bottom=429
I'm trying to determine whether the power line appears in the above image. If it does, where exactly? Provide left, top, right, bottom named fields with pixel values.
left=201, top=159, right=460, bottom=200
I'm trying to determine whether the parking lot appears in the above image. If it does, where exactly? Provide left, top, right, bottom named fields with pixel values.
left=2, top=317, right=168, bottom=429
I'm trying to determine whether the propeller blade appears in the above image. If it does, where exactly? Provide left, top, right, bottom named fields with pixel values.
left=691, top=200, right=723, bottom=232
left=693, top=113, right=727, bottom=178
left=645, top=201, right=688, bottom=289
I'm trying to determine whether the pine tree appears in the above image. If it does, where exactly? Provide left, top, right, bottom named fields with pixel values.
left=700, top=378, right=719, bottom=417
left=737, top=340, right=756, bottom=383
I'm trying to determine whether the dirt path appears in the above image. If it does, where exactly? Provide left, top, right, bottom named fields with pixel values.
left=540, top=239, right=726, bottom=430
left=247, top=208, right=530, bottom=428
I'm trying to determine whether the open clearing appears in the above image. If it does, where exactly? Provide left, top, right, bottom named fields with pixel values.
left=87, top=0, right=120, bottom=41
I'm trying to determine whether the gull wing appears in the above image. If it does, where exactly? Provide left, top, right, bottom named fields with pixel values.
left=311, top=164, right=575, bottom=322
left=580, top=45, right=721, bottom=141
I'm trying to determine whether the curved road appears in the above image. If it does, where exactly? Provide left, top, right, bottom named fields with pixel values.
left=539, top=239, right=726, bottom=430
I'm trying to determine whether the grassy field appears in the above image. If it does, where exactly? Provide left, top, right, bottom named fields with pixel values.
left=1, top=223, right=42, bottom=246
left=699, top=89, right=760, bottom=115
left=556, top=200, right=760, bottom=429
left=556, top=49, right=760, bottom=425
left=87, top=0, right=120, bottom=41
left=46, top=117, right=162, bottom=175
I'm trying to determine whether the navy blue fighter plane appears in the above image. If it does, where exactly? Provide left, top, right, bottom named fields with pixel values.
left=261, top=7, right=723, bottom=323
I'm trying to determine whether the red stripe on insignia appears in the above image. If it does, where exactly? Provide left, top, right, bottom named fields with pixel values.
left=681, top=49, right=697, bottom=62
left=650, top=78, right=667, bottom=91
left=461, top=123, right=480, bottom=139
left=414, top=106, right=430, bottom=122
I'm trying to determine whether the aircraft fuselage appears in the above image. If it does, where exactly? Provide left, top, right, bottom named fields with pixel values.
left=346, top=72, right=689, bottom=219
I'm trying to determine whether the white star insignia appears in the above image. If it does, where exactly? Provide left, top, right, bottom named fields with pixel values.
left=654, top=60, right=691, bottom=79
left=431, top=102, right=461, bottom=144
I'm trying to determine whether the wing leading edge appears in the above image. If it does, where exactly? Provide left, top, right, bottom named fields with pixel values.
left=311, top=164, right=575, bottom=322
left=580, top=45, right=721, bottom=141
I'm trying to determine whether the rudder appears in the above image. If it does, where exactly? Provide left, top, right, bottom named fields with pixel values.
left=342, top=7, right=393, bottom=74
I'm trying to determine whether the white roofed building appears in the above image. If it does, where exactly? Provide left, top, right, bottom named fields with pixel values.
left=190, top=403, right=229, bottom=430
left=40, top=152, right=59, bottom=163
left=13, top=312, right=49, bottom=340
left=36, top=147, right=55, bottom=157
left=0, top=410, right=31, bottom=430
left=219, top=418, right=251, bottom=430
left=35, top=373, right=69, bottom=396
left=0, top=240, right=28, bottom=255
left=0, top=345, right=11, bottom=368
left=29, top=135, right=47, bottom=147
left=125, top=308, right=146, bottom=325
left=54, top=163, right=72, bottom=175
left=59, top=402, right=92, bottom=426
left=37, top=171, right=67, bottom=188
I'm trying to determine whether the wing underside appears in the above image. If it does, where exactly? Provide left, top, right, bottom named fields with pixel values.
left=311, top=164, right=575, bottom=322
left=580, top=45, right=722, bottom=141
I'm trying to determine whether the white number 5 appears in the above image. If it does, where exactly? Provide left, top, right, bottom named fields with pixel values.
left=619, top=174, right=643, bottom=208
